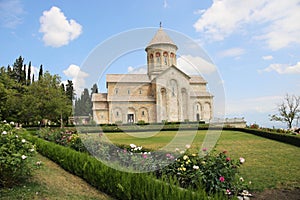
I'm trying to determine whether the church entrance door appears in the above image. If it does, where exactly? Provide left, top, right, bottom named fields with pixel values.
left=127, top=114, right=134, bottom=123
left=196, top=114, right=200, bottom=121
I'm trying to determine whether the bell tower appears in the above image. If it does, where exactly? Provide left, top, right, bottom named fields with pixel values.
left=145, top=26, right=178, bottom=80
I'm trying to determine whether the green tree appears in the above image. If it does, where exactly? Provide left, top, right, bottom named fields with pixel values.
left=270, top=94, right=300, bottom=128
left=27, top=61, right=31, bottom=85
left=66, top=80, right=75, bottom=102
left=74, top=88, right=92, bottom=116
left=23, top=72, right=72, bottom=126
left=38, top=65, right=43, bottom=81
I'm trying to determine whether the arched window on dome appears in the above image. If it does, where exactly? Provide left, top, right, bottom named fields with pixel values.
left=170, top=53, right=175, bottom=65
left=149, top=54, right=153, bottom=63
left=163, top=52, right=168, bottom=65
left=156, top=52, right=161, bottom=64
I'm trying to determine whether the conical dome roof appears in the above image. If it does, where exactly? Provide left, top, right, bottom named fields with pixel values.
left=146, top=28, right=178, bottom=50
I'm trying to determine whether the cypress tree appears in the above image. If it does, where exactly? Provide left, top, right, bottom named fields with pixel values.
left=38, top=65, right=43, bottom=80
left=27, top=61, right=31, bottom=85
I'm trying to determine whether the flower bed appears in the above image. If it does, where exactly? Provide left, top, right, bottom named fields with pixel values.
left=33, top=128, right=251, bottom=198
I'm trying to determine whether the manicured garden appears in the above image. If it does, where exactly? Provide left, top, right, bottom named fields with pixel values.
left=105, top=130, right=300, bottom=191
left=2, top=121, right=300, bottom=199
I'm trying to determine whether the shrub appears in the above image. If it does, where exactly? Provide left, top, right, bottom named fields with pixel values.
left=0, top=121, right=35, bottom=187
left=159, top=149, right=249, bottom=196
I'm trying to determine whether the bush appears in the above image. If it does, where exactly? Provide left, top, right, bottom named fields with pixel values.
left=159, top=149, right=249, bottom=196
left=0, top=121, right=36, bottom=187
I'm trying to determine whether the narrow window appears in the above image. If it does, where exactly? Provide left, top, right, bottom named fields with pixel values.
left=156, top=52, right=160, bottom=63
left=116, top=111, right=119, bottom=116
left=163, top=52, right=168, bottom=65
left=128, top=90, right=130, bottom=94
left=142, top=111, right=145, bottom=116
left=115, top=88, right=118, bottom=94
left=139, top=89, right=142, bottom=94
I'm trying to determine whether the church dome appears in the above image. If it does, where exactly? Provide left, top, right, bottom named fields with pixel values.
left=146, top=27, right=178, bottom=50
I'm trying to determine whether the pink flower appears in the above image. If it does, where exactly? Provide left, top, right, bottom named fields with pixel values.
left=226, top=157, right=231, bottom=162
left=219, top=176, right=225, bottom=182
left=202, top=148, right=207, bottom=152
left=239, top=157, right=245, bottom=164
left=142, top=154, right=147, bottom=159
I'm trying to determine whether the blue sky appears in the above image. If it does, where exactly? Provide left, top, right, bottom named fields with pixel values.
left=1, top=0, right=300, bottom=128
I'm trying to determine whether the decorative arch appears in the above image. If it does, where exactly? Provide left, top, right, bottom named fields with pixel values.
left=193, top=102, right=202, bottom=121
left=203, top=102, right=211, bottom=121
left=155, top=52, right=161, bottom=64
left=163, top=52, right=168, bottom=65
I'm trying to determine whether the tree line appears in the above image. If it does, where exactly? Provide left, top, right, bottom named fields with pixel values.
left=0, top=56, right=98, bottom=126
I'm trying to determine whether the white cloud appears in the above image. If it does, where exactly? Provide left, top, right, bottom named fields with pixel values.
left=259, top=61, right=300, bottom=74
left=193, top=0, right=300, bottom=50
left=39, top=6, right=82, bottom=47
left=177, top=55, right=216, bottom=75
left=218, top=48, right=245, bottom=58
left=0, top=0, right=25, bottom=28
left=127, top=66, right=147, bottom=74
left=63, top=64, right=89, bottom=94
left=262, top=55, right=273, bottom=60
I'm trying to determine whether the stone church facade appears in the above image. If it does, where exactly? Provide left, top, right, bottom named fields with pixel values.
left=92, top=28, right=213, bottom=124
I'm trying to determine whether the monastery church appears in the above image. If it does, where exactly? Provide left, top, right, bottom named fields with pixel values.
left=92, top=27, right=213, bottom=124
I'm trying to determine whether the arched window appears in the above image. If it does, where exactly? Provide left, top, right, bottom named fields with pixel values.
left=156, top=52, right=161, bottom=63
left=149, top=54, right=153, bottom=62
left=170, top=53, right=175, bottom=65
left=163, top=52, right=168, bottom=65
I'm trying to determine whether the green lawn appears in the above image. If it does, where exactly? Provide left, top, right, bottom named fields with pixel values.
left=99, top=130, right=300, bottom=191
left=0, top=154, right=113, bottom=200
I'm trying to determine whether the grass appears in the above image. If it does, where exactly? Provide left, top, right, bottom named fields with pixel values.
left=99, top=130, right=300, bottom=191
left=0, top=153, right=113, bottom=200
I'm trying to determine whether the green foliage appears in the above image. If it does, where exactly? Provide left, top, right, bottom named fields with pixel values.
left=0, top=121, right=36, bottom=187
left=27, top=134, right=222, bottom=200
left=0, top=57, right=72, bottom=125
left=74, top=88, right=92, bottom=116
left=160, top=150, right=249, bottom=196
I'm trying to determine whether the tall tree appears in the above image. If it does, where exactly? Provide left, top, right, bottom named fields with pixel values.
left=38, top=65, right=43, bottom=80
left=66, top=80, right=75, bottom=102
left=21, top=64, right=26, bottom=85
left=27, top=61, right=31, bottom=85
left=24, top=72, right=71, bottom=125
left=12, top=56, right=24, bottom=83
left=74, top=88, right=92, bottom=116
left=270, top=94, right=300, bottom=128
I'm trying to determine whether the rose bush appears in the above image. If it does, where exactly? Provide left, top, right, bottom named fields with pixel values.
left=0, top=121, right=35, bottom=187
left=159, top=148, right=250, bottom=196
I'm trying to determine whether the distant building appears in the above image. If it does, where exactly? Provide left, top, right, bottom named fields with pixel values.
left=92, top=27, right=213, bottom=124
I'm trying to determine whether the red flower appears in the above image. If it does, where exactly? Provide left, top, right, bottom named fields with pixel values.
left=219, top=176, right=225, bottom=182
left=226, top=157, right=231, bottom=162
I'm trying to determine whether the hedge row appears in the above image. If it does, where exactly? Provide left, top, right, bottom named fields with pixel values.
left=26, top=135, right=222, bottom=200
left=222, top=127, right=300, bottom=147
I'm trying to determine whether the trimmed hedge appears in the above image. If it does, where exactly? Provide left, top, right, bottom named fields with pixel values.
left=230, top=128, right=300, bottom=147
left=26, top=135, right=222, bottom=200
